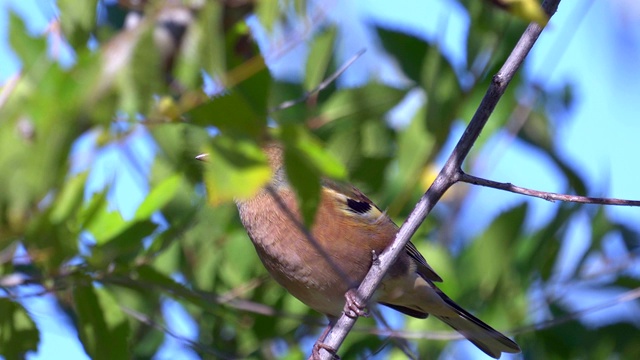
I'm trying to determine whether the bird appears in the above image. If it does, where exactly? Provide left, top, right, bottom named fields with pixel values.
left=234, top=143, right=521, bottom=359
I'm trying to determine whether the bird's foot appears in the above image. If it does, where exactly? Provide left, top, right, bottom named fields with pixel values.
left=371, top=250, right=380, bottom=266
left=343, top=289, right=369, bottom=318
left=311, top=342, right=340, bottom=360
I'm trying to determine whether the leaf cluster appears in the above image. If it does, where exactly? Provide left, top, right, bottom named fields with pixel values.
left=0, top=1, right=638, bottom=359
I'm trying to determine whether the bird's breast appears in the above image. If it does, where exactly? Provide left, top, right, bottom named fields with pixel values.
left=237, top=188, right=398, bottom=316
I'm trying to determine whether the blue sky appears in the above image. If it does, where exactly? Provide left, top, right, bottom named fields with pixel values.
left=2, top=0, right=640, bottom=359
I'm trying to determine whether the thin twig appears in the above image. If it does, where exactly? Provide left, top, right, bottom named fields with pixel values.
left=314, top=1, right=562, bottom=358
left=513, top=286, right=640, bottom=334
left=269, top=49, right=366, bottom=113
left=353, top=286, right=640, bottom=340
left=459, top=172, right=640, bottom=206
left=6, top=258, right=638, bottom=352
left=371, top=308, right=419, bottom=360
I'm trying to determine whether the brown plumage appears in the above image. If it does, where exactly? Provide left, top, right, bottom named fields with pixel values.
left=235, top=144, right=520, bottom=359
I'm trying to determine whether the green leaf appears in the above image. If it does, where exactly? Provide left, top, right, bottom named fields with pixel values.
left=174, top=2, right=223, bottom=88
left=188, top=92, right=266, bottom=139
left=269, top=80, right=307, bottom=124
left=73, top=285, right=130, bottom=360
left=8, top=13, right=48, bottom=69
left=278, top=125, right=346, bottom=225
left=118, top=27, right=164, bottom=116
left=613, top=275, right=640, bottom=290
left=284, top=146, right=321, bottom=227
left=81, top=192, right=128, bottom=245
left=133, top=265, right=215, bottom=310
left=255, top=0, right=280, bottom=32
left=619, top=224, right=640, bottom=252
left=421, top=41, right=463, bottom=144
left=320, top=83, right=407, bottom=123
left=385, top=105, right=435, bottom=212
left=519, top=204, right=578, bottom=280
left=202, top=137, right=271, bottom=205
left=51, top=172, right=89, bottom=224
left=218, top=231, right=262, bottom=286
left=490, top=0, right=549, bottom=26
left=275, top=125, right=348, bottom=225
left=288, top=129, right=347, bottom=180
left=461, top=203, right=528, bottom=293
left=304, top=27, right=337, bottom=91
left=360, top=119, right=392, bottom=158
left=190, top=1, right=224, bottom=79
left=396, top=105, right=435, bottom=178
left=58, top=0, right=98, bottom=48
left=0, top=298, right=40, bottom=359
left=134, top=174, right=182, bottom=220
left=150, top=123, right=210, bottom=183
left=376, top=27, right=429, bottom=84
left=89, top=220, right=157, bottom=266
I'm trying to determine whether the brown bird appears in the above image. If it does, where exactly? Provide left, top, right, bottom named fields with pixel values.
left=235, top=143, right=520, bottom=359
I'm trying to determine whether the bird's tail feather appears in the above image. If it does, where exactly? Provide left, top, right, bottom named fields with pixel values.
left=435, top=290, right=520, bottom=359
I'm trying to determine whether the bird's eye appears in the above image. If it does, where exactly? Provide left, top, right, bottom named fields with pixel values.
left=346, top=198, right=372, bottom=214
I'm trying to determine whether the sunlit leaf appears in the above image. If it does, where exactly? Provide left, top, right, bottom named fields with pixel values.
left=51, top=171, right=89, bottom=224
left=89, top=220, right=157, bottom=266
left=202, top=137, right=271, bottom=205
left=81, top=192, right=128, bottom=245
left=304, top=27, right=337, bottom=91
left=488, top=0, right=549, bottom=26
left=8, top=13, right=48, bottom=70
left=255, top=0, right=280, bottom=32
left=134, top=174, right=182, bottom=220
left=58, top=0, right=98, bottom=47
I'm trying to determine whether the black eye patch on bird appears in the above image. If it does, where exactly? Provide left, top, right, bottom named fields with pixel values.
left=346, top=198, right=372, bottom=214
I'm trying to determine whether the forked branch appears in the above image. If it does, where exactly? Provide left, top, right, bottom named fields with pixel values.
left=459, top=172, right=640, bottom=206
left=313, top=0, right=563, bottom=358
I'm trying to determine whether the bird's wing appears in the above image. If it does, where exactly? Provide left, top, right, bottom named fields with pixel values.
left=323, top=179, right=443, bottom=283
left=405, top=241, right=443, bottom=282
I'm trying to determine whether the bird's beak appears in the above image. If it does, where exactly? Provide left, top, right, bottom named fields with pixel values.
left=195, top=153, right=209, bottom=162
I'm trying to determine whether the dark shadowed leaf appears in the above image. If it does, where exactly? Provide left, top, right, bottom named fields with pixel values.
left=376, top=27, right=430, bottom=84
left=304, top=27, right=337, bottom=91
left=320, top=83, right=407, bottom=123
left=73, top=285, right=130, bottom=360
left=0, top=299, right=40, bottom=359
left=188, top=91, right=267, bottom=139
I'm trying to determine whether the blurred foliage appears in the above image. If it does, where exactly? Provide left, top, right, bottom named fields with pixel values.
left=0, top=0, right=638, bottom=359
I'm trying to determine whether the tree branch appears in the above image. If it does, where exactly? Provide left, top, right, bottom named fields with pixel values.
left=268, top=49, right=367, bottom=113
left=313, top=0, right=562, bottom=358
left=459, top=172, right=640, bottom=206
left=352, top=285, right=640, bottom=340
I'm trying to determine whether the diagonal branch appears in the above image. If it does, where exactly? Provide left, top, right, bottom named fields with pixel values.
left=313, top=0, right=563, bottom=358
left=459, top=172, right=640, bottom=206
left=268, top=49, right=367, bottom=113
